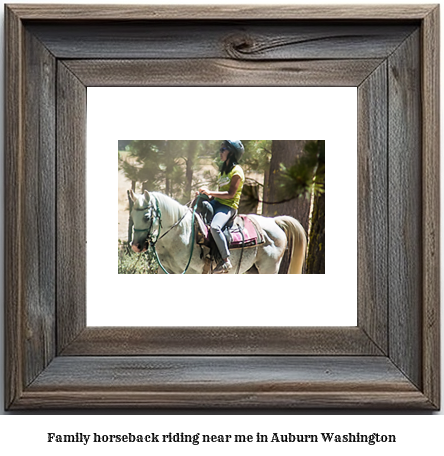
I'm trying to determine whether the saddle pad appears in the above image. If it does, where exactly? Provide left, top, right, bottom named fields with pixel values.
left=195, top=213, right=263, bottom=249
left=229, top=215, right=259, bottom=248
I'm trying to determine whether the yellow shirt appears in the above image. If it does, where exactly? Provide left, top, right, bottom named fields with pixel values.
left=215, top=165, right=245, bottom=210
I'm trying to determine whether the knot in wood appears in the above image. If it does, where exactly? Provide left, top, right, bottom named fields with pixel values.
left=224, top=33, right=255, bottom=59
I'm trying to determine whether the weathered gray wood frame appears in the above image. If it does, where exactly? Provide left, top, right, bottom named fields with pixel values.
left=4, top=4, right=440, bottom=409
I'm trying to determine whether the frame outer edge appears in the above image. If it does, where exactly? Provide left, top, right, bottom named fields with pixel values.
left=421, top=6, right=441, bottom=409
left=4, top=5, right=24, bottom=410
left=5, top=4, right=436, bottom=20
left=4, top=4, right=441, bottom=410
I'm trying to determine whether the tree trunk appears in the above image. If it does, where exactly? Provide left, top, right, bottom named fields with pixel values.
left=127, top=188, right=135, bottom=249
left=264, top=140, right=311, bottom=273
left=185, top=141, right=197, bottom=201
left=165, top=175, right=171, bottom=196
left=306, top=192, right=325, bottom=274
left=306, top=141, right=325, bottom=274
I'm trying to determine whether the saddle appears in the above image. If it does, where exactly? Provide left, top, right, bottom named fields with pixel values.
left=193, top=197, right=265, bottom=266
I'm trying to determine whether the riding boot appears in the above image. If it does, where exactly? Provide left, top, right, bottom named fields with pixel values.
left=213, top=258, right=232, bottom=274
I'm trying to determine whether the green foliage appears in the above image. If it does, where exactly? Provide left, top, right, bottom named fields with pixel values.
left=119, top=141, right=196, bottom=202
left=118, top=243, right=158, bottom=274
left=119, top=139, right=324, bottom=209
left=278, top=140, right=325, bottom=200
left=119, top=140, right=164, bottom=189
left=118, top=140, right=132, bottom=151
left=119, top=140, right=273, bottom=199
left=242, top=140, right=272, bottom=174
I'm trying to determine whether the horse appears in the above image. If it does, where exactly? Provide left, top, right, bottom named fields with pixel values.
left=129, top=190, right=307, bottom=274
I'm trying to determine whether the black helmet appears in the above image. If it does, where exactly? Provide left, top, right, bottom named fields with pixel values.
left=223, top=140, right=244, bottom=163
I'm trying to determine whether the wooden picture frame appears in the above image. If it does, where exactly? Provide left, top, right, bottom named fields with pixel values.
left=5, top=4, right=440, bottom=410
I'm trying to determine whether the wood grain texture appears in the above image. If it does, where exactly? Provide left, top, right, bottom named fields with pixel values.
left=7, top=4, right=435, bottom=20
left=29, top=356, right=418, bottom=391
left=26, top=22, right=416, bottom=60
left=5, top=10, right=58, bottom=409
left=64, top=59, right=384, bottom=87
left=421, top=5, right=441, bottom=409
left=357, top=62, right=388, bottom=354
left=4, top=4, right=440, bottom=410
left=16, top=390, right=433, bottom=410
left=15, top=356, right=433, bottom=409
left=61, top=327, right=382, bottom=356
left=4, top=4, right=24, bottom=410
left=388, top=31, right=422, bottom=389
left=56, top=62, right=87, bottom=353
left=21, top=28, right=57, bottom=387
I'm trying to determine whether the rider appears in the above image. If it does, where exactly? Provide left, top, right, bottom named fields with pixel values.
left=198, top=140, right=245, bottom=274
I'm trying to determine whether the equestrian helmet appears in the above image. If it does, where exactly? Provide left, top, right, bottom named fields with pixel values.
left=223, top=140, right=245, bottom=163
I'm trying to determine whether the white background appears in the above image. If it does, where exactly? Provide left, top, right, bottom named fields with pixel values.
left=87, top=87, right=357, bottom=326
left=0, top=0, right=442, bottom=452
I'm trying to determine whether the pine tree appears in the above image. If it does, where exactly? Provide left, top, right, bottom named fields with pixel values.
left=119, top=140, right=187, bottom=199
left=264, top=141, right=311, bottom=231
left=278, top=140, right=325, bottom=274
left=119, top=140, right=164, bottom=191
left=238, top=140, right=272, bottom=214
left=305, top=140, right=325, bottom=274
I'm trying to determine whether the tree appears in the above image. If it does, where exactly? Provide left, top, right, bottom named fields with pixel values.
left=304, top=141, right=325, bottom=274
left=278, top=140, right=325, bottom=274
left=119, top=140, right=164, bottom=191
left=238, top=140, right=272, bottom=214
left=119, top=140, right=187, bottom=200
left=261, top=141, right=311, bottom=273
left=184, top=140, right=198, bottom=200
left=182, top=140, right=219, bottom=202
left=244, top=140, right=326, bottom=274
left=118, top=140, right=132, bottom=151
left=157, top=140, right=184, bottom=198
left=263, top=141, right=311, bottom=232
left=242, top=140, right=272, bottom=177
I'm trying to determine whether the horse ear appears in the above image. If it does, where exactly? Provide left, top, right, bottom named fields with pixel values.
left=143, top=190, right=150, bottom=203
left=129, top=189, right=137, bottom=202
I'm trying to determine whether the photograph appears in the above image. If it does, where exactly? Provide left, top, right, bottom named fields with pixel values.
left=118, top=140, right=325, bottom=275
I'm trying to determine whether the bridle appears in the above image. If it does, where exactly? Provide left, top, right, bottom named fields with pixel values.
left=132, top=196, right=162, bottom=247
left=132, top=194, right=198, bottom=274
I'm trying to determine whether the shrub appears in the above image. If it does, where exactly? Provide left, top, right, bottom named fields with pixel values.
left=118, top=242, right=158, bottom=274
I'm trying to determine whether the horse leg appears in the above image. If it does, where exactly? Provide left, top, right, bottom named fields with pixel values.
left=245, top=264, right=259, bottom=274
left=253, top=243, right=286, bottom=274
left=251, top=226, right=287, bottom=274
left=255, top=256, right=284, bottom=274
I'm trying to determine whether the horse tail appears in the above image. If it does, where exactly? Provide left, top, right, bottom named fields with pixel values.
left=274, top=216, right=307, bottom=274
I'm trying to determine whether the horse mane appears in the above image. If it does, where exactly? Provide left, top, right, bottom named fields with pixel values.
left=151, top=192, right=188, bottom=222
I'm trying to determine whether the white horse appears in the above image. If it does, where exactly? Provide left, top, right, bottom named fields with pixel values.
left=130, top=190, right=307, bottom=274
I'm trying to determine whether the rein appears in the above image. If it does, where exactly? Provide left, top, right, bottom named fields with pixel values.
left=137, top=195, right=198, bottom=275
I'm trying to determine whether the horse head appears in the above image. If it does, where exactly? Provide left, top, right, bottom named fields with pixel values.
left=129, top=189, right=156, bottom=253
